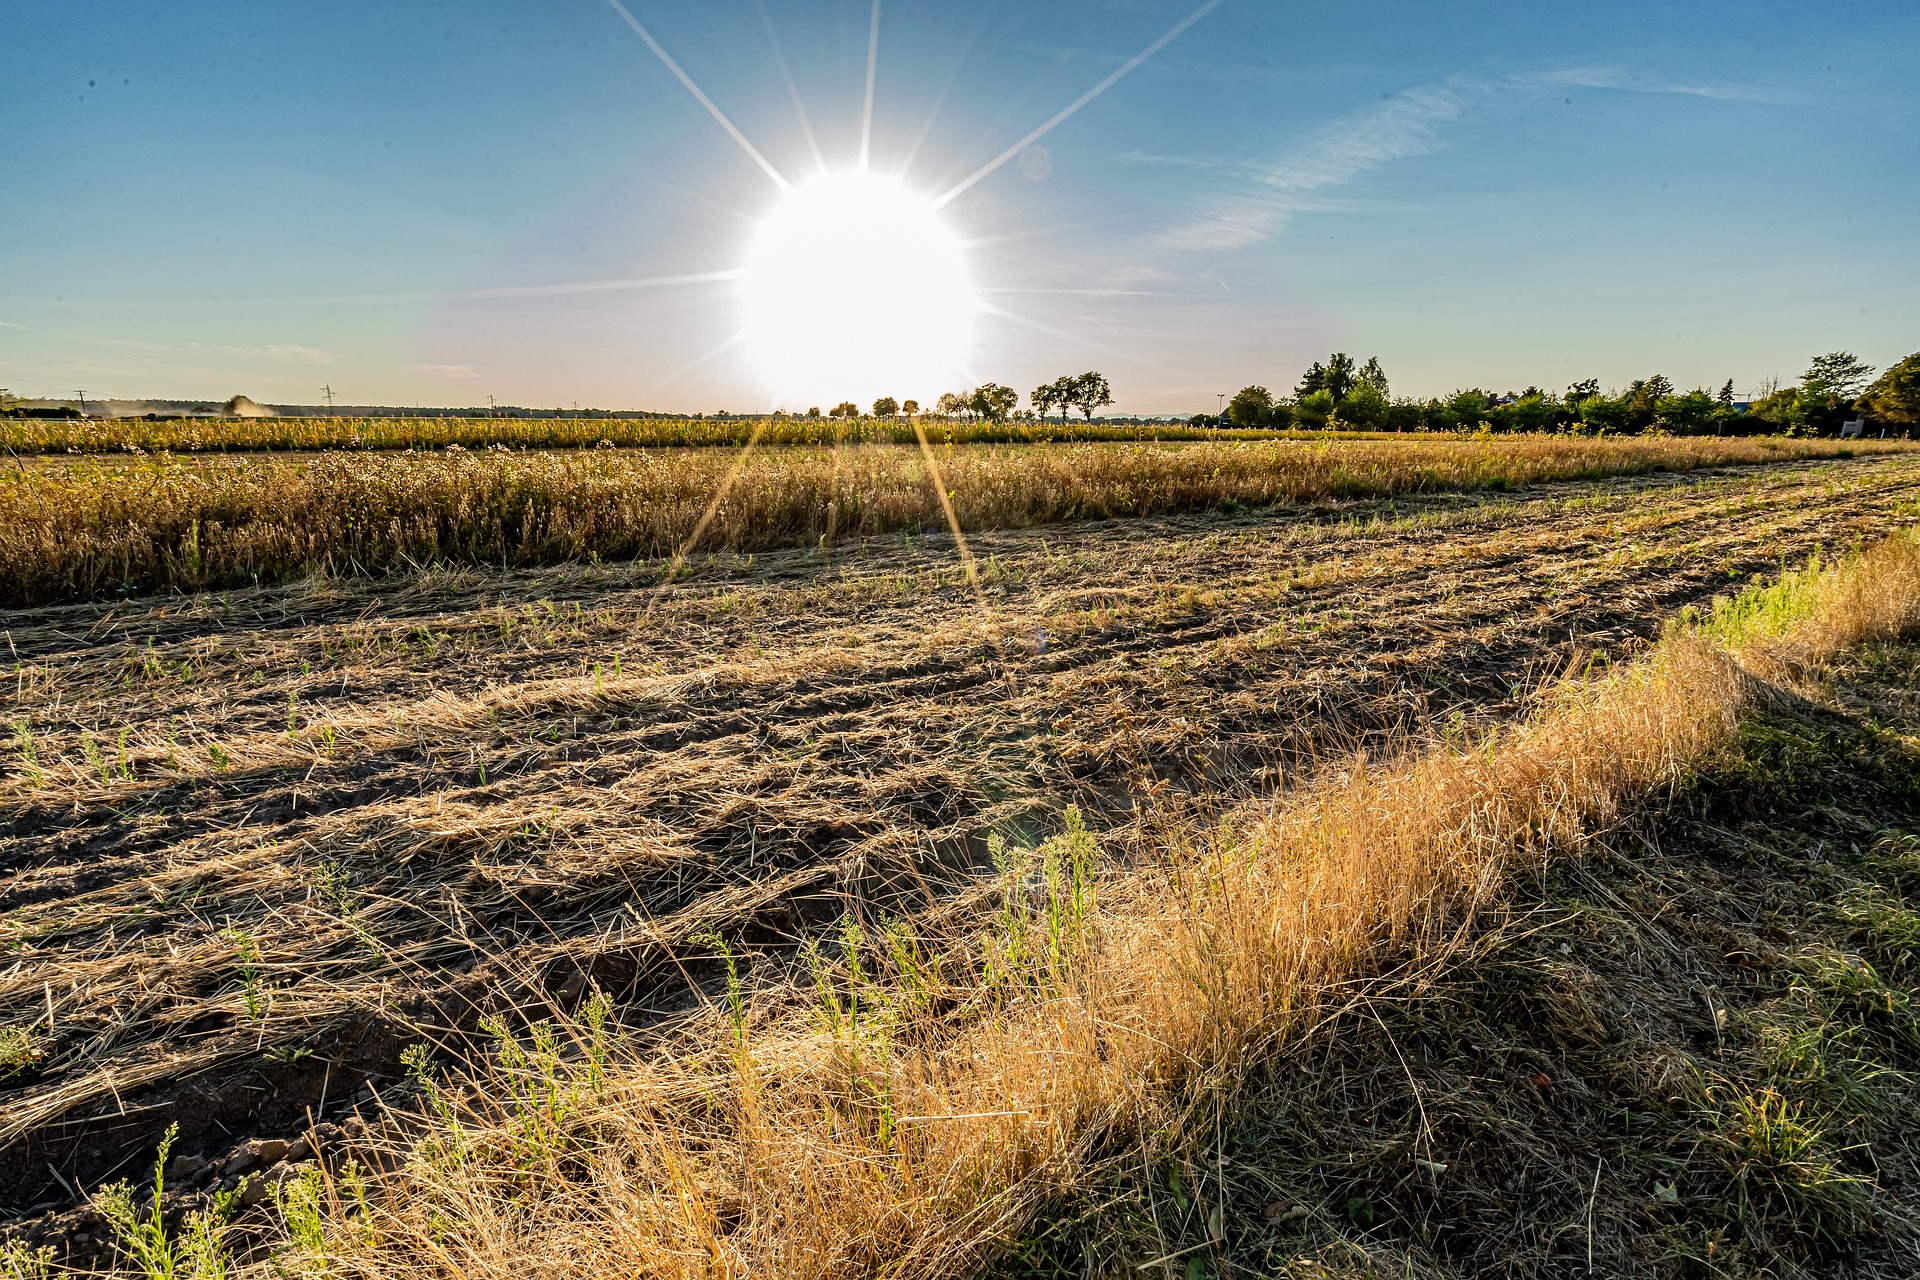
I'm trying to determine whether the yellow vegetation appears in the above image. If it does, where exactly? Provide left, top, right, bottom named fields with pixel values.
left=1, top=435, right=1904, bottom=604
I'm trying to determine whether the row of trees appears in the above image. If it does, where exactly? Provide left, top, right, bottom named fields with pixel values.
left=792, top=373, right=1119, bottom=425
left=1213, top=350, right=1920, bottom=436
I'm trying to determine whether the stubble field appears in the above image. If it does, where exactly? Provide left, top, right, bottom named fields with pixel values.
left=3, top=443, right=1920, bottom=1274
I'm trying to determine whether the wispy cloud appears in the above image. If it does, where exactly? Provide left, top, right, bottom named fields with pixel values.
left=1160, top=67, right=1784, bottom=252
left=210, top=343, right=332, bottom=364
left=408, top=363, right=481, bottom=380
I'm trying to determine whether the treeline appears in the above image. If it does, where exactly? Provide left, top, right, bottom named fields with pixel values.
left=1213, top=350, right=1920, bottom=437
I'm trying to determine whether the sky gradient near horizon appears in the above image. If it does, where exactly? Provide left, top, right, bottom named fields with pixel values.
left=2, top=0, right=1915, bottom=414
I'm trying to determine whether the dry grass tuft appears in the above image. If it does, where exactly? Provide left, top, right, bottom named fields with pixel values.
left=240, top=535, right=1920, bottom=1277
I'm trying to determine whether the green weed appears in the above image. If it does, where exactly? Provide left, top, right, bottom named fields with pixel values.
left=8, top=719, right=39, bottom=786
left=95, top=1122, right=239, bottom=1280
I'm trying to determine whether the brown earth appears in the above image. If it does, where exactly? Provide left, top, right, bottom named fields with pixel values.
left=2, top=454, right=1918, bottom=1260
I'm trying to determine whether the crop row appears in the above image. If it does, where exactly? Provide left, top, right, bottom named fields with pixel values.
left=0, top=435, right=1903, bottom=606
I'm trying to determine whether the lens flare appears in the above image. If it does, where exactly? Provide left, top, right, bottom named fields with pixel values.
left=740, top=171, right=973, bottom=407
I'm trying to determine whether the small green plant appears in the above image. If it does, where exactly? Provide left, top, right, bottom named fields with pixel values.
left=206, top=742, right=231, bottom=771
left=401, top=1042, right=467, bottom=1166
left=96, top=1123, right=239, bottom=1280
left=83, top=734, right=112, bottom=785
left=225, top=926, right=266, bottom=1021
left=1711, top=1085, right=1872, bottom=1245
left=982, top=807, right=1100, bottom=997
left=314, top=862, right=385, bottom=965
left=286, top=692, right=300, bottom=738
left=0, top=1027, right=39, bottom=1080
left=692, top=927, right=747, bottom=1047
left=8, top=719, right=39, bottom=786
left=1, top=1240, right=55, bottom=1280
left=271, top=1165, right=329, bottom=1270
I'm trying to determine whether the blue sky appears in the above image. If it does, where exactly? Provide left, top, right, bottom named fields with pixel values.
left=2, top=0, right=1915, bottom=413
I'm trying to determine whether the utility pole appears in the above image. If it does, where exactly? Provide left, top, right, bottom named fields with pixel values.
left=487, top=394, right=497, bottom=419
left=320, top=384, right=336, bottom=413
left=75, top=390, right=88, bottom=417
left=1216, top=392, right=1225, bottom=418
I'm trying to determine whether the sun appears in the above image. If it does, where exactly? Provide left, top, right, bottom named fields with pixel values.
left=740, top=170, right=974, bottom=408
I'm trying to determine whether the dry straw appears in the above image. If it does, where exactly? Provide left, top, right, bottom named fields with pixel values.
left=255, top=529, right=1919, bottom=1279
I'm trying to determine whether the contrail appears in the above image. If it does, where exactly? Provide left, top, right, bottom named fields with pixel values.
left=40, top=272, right=742, bottom=310
left=755, top=0, right=827, bottom=175
left=445, top=271, right=741, bottom=301
left=859, top=0, right=882, bottom=170
left=607, top=0, right=791, bottom=191
left=933, top=0, right=1223, bottom=208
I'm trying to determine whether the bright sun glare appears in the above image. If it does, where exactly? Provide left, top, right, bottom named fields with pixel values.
left=740, top=171, right=974, bottom=408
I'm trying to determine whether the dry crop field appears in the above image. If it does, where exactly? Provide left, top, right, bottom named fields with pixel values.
left=3, top=441, right=1920, bottom=1274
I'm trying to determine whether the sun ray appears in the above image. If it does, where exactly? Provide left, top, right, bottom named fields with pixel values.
left=859, top=0, right=882, bottom=170
left=895, top=19, right=984, bottom=180
left=933, top=0, right=1222, bottom=209
left=607, top=0, right=791, bottom=191
left=644, top=419, right=768, bottom=617
left=755, top=0, right=827, bottom=175
left=956, top=219, right=1108, bottom=251
left=656, top=327, right=751, bottom=390
left=971, top=296, right=1077, bottom=341
left=909, top=420, right=984, bottom=600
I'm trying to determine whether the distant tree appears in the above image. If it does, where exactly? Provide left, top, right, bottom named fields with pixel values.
left=1576, top=393, right=1629, bottom=435
left=1337, top=380, right=1389, bottom=429
left=969, top=383, right=1018, bottom=422
left=1295, top=361, right=1328, bottom=398
left=1323, top=353, right=1358, bottom=402
left=1566, top=378, right=1600, bottom=402
left=1804, top=351, right=1876, bottom=402
left=1744, top=385, right=1802, bottom=431
left=1066, top=371, right=1113, bottom=421
left=1861, top=352, right=1920, bottom=425
left=1655, top=390, right=1716, bottom=435
left=1718, top=379, right=1735, bottom=407
left=830, top=401, right=860, bottom=420
left=1383, top=397, right=1430, bottom=433
left=901, top=399, right=921, bottom=416
left=1445, top=389, right=1490, bottom=430
left=935, top=392, right=970, bottom=419
left=872, top=396, right=899, bottom=418
left=1227, top=385, right=1274, bottom=427
left=1623, top=376, right=1673, bottom=431
left=1296, top=389, right=1336, bottom=429
left=1357, top=356, right=1389, bottom=397
left=806, top=406, right=822, bottom=419
left=1032, top=378, right=1069, bottom=423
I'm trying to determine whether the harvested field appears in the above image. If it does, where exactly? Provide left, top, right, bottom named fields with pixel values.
left=1, top=451, right=1916, bottom=1255
left=0, top=434, right=1901, bottom=604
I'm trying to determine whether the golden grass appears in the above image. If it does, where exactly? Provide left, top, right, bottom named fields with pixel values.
left=245, top=532, right=1920, bottom=1278
left=0, top=414, right=1287, bottom=455
left=2, top=435, right=1907, bottom=606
